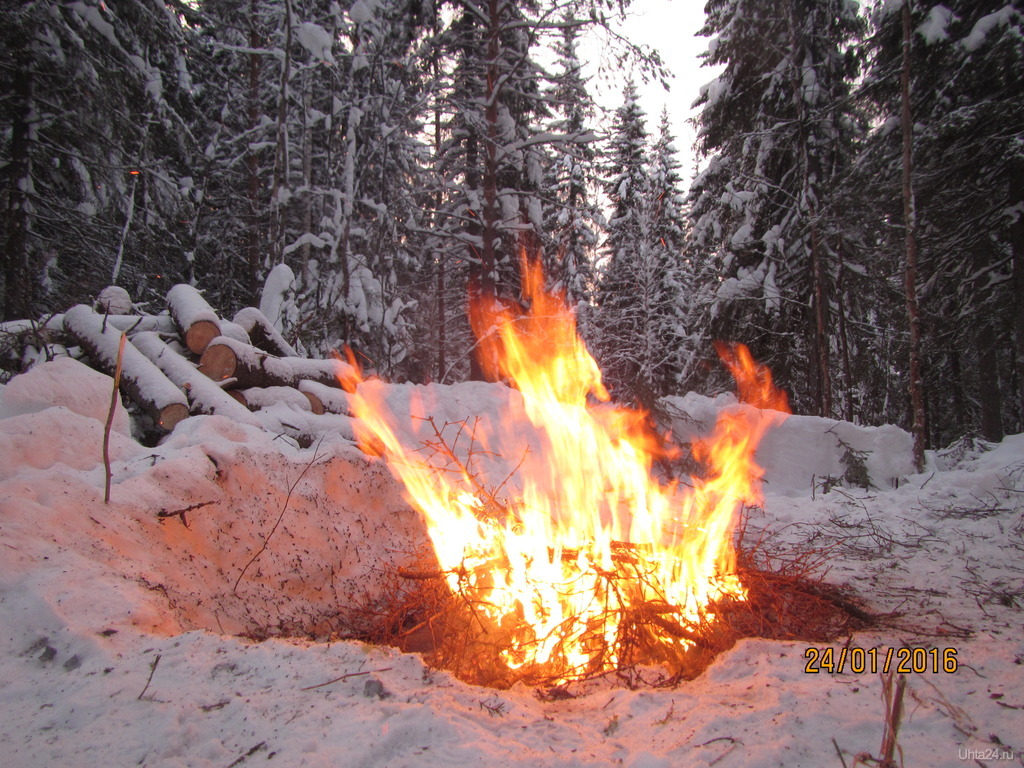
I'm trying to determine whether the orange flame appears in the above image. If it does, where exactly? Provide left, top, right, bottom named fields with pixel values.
left=343, top=260, right=789, bottom=682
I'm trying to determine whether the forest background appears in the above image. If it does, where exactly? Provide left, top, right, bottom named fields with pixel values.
left=1, top=0, right=1022, bottom=453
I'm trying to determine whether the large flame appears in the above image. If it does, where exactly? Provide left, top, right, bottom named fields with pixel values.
left=341, top=260, right=789, bottom=683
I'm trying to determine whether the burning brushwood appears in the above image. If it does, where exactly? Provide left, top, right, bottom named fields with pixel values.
left=341, top=259, right=791, bottom=686
left=63, top=305, right=190, bottom=431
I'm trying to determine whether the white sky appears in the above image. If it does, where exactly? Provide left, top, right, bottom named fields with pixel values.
left=581, top=0, right=720, bottom=184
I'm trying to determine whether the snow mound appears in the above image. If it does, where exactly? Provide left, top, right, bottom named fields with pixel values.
left=0, top=356, right=131, bottom=437
left=666, top=392, right=915, bottom=495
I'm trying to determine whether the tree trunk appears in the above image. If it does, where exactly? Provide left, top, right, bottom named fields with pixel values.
left=268, top=0, right=293, bottom=266
left=470, top=0, right=503, bottom=382
left=432, top=28, right=446, bottom=384
left=977, top=324, right=1004, bottom=442
left=247, top=0, right=263, bottom=303
left=836, top=244, right=854, bottom=423
left=1011, top=157, right=1024, bottom=429
left=63, top=306, right=189, bottom=432
left=901, top=0, right=927, bottom=471
left=789, top=0, right=832, bottom=418
left=4, top=39, right=34, bottom=321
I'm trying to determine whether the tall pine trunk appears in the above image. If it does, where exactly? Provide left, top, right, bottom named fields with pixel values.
left=4, top=40, right=34, bottom=321
left=246, top=3, right=263, bottom=302
left=901, top=0, right=927, bottom=471
left=1012, top=156, right=1024, bottom=429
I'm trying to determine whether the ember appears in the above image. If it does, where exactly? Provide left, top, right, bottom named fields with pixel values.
left=341, top=259, right=790, bottom=686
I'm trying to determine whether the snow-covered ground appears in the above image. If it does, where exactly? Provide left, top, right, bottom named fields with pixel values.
left=1, top=359, right=1021, bottom=768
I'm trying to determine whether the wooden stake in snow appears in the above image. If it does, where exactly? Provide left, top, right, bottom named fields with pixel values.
left=103, top=332, right=127, bottom=504
left=167, top=284, right=222, bottom=355
left=64, top=305, right=190, bottom=431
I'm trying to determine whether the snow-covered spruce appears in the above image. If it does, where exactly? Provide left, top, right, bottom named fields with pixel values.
left=166, top=284, right=222, bottom=355
left=198, top=336, right=352, bottom=390
left=130, top=331, right=260, bottom=426
left=62, top=305, right=189, bottom=431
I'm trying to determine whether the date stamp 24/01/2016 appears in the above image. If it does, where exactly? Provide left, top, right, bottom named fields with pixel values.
left=803, top=646, right=958, bottom=674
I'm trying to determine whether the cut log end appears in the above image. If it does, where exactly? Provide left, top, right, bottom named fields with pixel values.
left=184, top=319, right=221, bottom=355
left=198, top=342, right=238, bottom=381
left=303, top=391, right=325, bottom=415
left=158, top=402, right=190, bottom=432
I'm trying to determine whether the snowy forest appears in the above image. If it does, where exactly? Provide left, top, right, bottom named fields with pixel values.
left=1, top=0, right=1022, bottom=452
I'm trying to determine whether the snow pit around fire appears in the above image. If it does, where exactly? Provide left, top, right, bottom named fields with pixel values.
left=1, top=358, right=1022, bottom=767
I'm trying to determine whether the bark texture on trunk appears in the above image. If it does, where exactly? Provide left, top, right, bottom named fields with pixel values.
left=901, top=0, right=927, bottom=471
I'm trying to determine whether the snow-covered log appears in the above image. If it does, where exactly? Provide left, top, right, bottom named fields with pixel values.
left=298, top=379, right=351, bottom=415
left=218, top=320, right=252, bottom=346
left=131, top=332, right=261, bottom=426
left=95, top=286, right=133, bottom=315
left=167, top=284, right=221, bottom=355
left=1, top=313, right=177, bottom=340
left=63, top=305, right=190, bottom=431
left=233, top=307, right=298, bottom=357
left=198, top=336, right=351, bottom=390
left=231, top=386, right=323, bottom=414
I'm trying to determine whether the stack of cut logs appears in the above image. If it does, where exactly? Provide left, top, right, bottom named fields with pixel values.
left=16, top=284, right=353, bottom=437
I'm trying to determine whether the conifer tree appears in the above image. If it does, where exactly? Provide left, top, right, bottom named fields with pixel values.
left=1, top=0, right=198, bottom=319
left=687, top=0, right=863, bottom=415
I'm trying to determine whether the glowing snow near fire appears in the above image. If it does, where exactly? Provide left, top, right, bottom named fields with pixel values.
left=342, top=261, right=789, bottom=684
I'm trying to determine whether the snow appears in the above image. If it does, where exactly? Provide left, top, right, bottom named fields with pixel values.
left=961, top=5, right=1018, bottom=52
left=918, top=5, right=956, bottom=45
left=167, top=284, right=220, bottom=329
left=294, top=22, right=335, bottom=64
left=260, top=264, right=297, bottom=333
left=95, top=286, right=134, bottom=315
left=1, top=363, right=1022, bottom=767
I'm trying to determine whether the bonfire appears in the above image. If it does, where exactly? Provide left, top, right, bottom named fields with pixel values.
left=341, top=259, right=791, bottom=686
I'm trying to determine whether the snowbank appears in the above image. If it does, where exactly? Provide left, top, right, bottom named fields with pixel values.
left=0, top=366, right=1021, bottom=767
left=666, top=392, right=916, bottom=495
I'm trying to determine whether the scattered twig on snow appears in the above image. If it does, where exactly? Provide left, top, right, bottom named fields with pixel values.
left=832, top=737, right=849, bottom=768
left=300, top=667, right=393, bottom=691
left=478, top=698, right=506, bottom=717
left=696, top=736, right=736, bottom=748
left=232, top=437, right=325, bottom=594
left=225, top=741, right=267, bottom=768
left=156, top=500, right=215, bottom=528
left=199, top=699, right=231, bottom=712
left=137, top=653, right=161, bottom=700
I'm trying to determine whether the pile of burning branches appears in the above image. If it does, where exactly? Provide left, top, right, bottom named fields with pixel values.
left=340, top=259, right=872, bottom=689
left=351, top=417, right=874, bottom=690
